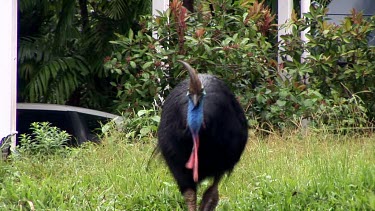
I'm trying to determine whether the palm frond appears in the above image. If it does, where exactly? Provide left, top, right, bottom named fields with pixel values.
left=18, top=37, right=38, bottom=63
left=52, top=71, right=79, bottom=104
left=23, top=55, right=89, bottom=103
left=105, top=0, right=129, bottom=20
left=18, top=0, right=49, bottom=13
left=18, top=0, right=151, bottom=109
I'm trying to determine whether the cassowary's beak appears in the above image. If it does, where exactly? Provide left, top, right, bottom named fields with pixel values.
left=191, top=94, right=199, bottom=107
left=177, top=60, right=202, bottom=104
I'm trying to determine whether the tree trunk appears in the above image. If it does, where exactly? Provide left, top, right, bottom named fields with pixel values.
left=183, top=0, right=194, bottom=12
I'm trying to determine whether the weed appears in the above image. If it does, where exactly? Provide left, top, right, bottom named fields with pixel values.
left=103, top=108, right=160, bottom=143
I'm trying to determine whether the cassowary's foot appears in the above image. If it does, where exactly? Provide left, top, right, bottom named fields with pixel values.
left=199, top=180, right=220, bottom=211
left=183, top=188, right=197, bottom=211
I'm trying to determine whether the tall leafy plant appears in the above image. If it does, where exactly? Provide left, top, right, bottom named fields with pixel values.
left=106, top=0, right=374, bottom=131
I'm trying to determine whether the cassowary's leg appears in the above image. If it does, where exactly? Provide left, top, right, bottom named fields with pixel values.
left=183, top=188, right=197, bottom=211
left=199, top=176, right=222, bottom=211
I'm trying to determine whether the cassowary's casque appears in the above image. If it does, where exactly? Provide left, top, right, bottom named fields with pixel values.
left=157, top=61, right=248, bottom=211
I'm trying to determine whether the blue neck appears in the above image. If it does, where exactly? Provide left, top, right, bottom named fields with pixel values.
left=187, top=97, right=204, bottom=135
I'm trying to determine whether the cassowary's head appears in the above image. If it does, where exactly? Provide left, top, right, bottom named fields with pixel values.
left=178, top=60, right=205, bottom=107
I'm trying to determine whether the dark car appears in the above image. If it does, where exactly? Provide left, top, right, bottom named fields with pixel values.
left=16, top=103, right=121, bottom=146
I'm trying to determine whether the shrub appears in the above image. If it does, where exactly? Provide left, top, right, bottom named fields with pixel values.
left=280, top=6, right=375, bottom=125
left=105, top=0, right=278, bottom=123
left=18, top=122, right=71, bottom=155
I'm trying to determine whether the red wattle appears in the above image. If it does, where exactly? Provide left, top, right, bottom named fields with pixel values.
left=186, top=150, right=194, bottom=169
left=185, top=135, right=199, bottom=182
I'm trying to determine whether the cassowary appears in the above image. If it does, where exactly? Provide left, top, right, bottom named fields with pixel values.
left=157, top=61, right=248, bottom=210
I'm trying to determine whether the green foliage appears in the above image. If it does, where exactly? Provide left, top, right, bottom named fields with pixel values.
left=18, top=0, right=87, bottom=104
left=311, top=92, right=369, bottom=131
left=243, top=3, right=373, bottom=131
left=105, top=0, right=277, bottom=113
left=18, top=122, right=71, bottom=155
left=105, top=1, right=373, bottom=130
left=248, top=79, right=325, bottom=130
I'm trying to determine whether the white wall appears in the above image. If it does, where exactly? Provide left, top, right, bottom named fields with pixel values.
left=301, top=0, right=311, bottom=61
left=278, top=0, right=293, bottom=65
left=152, top=0, right=169, bottom=39
left=0, top=0, right=17, bottom=149
left=327, top=0, right=375, bottom=23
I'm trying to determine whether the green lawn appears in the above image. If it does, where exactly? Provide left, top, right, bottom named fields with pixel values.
left=1, top=131, right=374, bottom=210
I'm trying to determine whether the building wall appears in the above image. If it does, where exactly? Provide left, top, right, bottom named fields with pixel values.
left=0, top=1, right=17, bottom=144
left=327, top=0, right=375, bottom=23
left=327, top=0, right=375, bottom=44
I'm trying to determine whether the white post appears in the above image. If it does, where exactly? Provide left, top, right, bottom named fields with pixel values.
left=301, top=0, right=311, bottom=128
left=152, top=0, right=169, bottom=39
left=278, top=0, right=293, bottom=64
left=152, top=0, right=169, bottom=17
left=301, top=0, right=311, bottom=62
left=0, top=0, right=18, bottom=150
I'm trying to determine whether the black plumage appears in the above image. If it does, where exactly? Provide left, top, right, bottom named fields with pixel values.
left=157, top=61, right=248, bottom=211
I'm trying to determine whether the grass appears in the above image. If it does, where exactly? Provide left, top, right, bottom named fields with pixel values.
left=0, top=131, right=374, bottom=210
